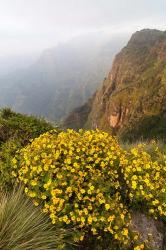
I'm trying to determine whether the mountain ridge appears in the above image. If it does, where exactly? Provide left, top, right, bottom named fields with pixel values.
left=64, top=29, right=166, bottom=141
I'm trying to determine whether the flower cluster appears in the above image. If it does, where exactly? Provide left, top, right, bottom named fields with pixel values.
left=12, top=129, right=166, bottom=248
left=13, top=129, right=131, bottom=245
left=120, top=144, right=166, bottom=220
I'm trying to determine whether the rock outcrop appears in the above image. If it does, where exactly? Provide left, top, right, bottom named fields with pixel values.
left=130, top=212, right=165, bottom=250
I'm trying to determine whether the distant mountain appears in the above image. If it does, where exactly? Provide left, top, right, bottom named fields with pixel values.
left=64, top=29, right=166, bottom=141
left=0, top=32, right=129, bottom=122
left=0, top=53, right=39, bottom=77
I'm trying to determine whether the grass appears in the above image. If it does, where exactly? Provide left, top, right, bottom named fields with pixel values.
left=0, top=187, right=67, bottom=250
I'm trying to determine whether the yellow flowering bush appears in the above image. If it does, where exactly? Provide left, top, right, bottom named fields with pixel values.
left=120, top=144, right=166, bottom=220
left=12, top=129, right=166, bottom=249
left=13, top=129, right=131, bottom=246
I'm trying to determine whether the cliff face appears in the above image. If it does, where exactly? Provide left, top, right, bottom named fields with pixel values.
left=64, top=29, right=166, bottom=141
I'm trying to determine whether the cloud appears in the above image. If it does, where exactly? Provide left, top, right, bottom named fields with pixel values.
left=0, top=0, right=165, bottom=55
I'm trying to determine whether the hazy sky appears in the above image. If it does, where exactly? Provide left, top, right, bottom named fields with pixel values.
left=0, top=0, right=165, bottom=56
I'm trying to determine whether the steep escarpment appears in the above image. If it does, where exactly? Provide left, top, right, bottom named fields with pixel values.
left=65, top=29, right=166, bottom=141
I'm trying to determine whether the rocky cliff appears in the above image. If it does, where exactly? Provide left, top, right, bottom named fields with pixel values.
left=64, top=29, right=166, bottom=141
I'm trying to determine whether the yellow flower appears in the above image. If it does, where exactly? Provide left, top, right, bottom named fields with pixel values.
left=63, top=215, right=68, bottom=222
left=80, top=235, right=84, bottom=241
left=122, top=228, right=128, bottom=236
left=88, top=216, right=92, bottom=224
left=31, top=180, right=37, bottom=186
left=80, top=189, right=85, bottom=194
left=134, top=234, right=139, bottom=240
left=131, top=181, right=137, bottom=189
left=91, top=228, right=97, bottom=235
left=105, top=204, right=110, bottom=210
left=108, top=215, right=115, bottom=222
left=66, top=187, right=72, bottom=193
left=44, top=165, right=49, bottom=171
left=90, top=185, right=94, bottom=191
left=11, top=171, right=17, bottom=177
left=80, top=217, right=85, bottom=223
left=33, top=201, right=39, bottom=206
left=29, top=192, right=36, bottom=198
left=134, top=244, right=144, bottom=250
left=12, top=158, right=17, bottom=164
left=41, top=194, right=47, bottom=200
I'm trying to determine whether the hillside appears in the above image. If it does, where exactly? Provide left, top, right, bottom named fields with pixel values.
left=64, top=29, right=166, bottom=141
left=0, top=33, right=128, bottom=122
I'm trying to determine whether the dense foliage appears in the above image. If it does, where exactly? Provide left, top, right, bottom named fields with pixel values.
left=0, top=108, right=54, bottom=187
left=0, top=108, right=53, bottom=144
left=12, top=129, right=166, bottom=249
